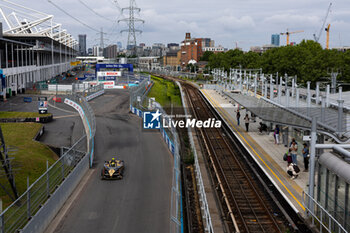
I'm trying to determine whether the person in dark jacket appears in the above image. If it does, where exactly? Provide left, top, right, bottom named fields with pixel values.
left=236, top=110, right=241, bottom=126
left=244, top=114, right=250, bottom=132
left=302, top=143, right=310, bottom=172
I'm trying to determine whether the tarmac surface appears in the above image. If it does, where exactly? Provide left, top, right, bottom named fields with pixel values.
left=49, top=90, right=173, bottom=233
left=0, top=94, right=84, bottom=148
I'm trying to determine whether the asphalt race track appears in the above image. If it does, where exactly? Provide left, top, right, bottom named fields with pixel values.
left=52, top=90, right=173, bottom=233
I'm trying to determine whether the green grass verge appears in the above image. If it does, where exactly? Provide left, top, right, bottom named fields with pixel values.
left=147, top=75, right=182, bottom=108
left=0, top=123, right=58, bottom=207
left=0, top=112, right=51, bottom=119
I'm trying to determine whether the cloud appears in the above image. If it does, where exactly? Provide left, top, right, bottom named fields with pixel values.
left=214, top=15, right=256, bottom=31
left=1, top=0, right=349, bottom=50
left=263, top=14, right=320, bottom=28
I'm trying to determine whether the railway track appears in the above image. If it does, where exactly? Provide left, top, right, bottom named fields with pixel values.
left=182, top=82, right=284, bottom=233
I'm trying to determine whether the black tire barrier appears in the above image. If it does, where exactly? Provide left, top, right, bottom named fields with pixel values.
left=0, top=114, right=53, bottom=123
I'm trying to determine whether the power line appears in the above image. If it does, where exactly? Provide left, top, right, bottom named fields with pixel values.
left=111, top=0, right=122, bottom=14
left=47, top=0, right=100, bottom=32
left=78, top=0, right=115, bottom=23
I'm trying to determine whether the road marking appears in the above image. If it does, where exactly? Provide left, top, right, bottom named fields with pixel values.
left=201, top=90, right=306, bottom=211
left=54, top=114, right=79, bottom=119
left=47, top=96, right=76, bottom=114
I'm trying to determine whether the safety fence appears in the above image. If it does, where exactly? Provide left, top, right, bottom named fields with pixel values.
left=129, top=79, right=182, bottom=233
left=0, top=79, right=100, bottom=233
left=176, top=81, right=214, bottom=232
left=140, top=69, right=198, bottom=79
left=0, top=135, right=87, bottom=233
left=302, top=191, right=348, bottom=233
left=81, top=83, right=104, bottom=101
left=65, top=94, right=96, bottom=168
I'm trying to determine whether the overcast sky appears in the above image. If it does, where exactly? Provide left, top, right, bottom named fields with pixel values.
left=1, top=0, right=349, bottom=51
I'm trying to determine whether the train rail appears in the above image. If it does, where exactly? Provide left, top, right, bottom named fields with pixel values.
left=182, top=83, right=284, bottom=233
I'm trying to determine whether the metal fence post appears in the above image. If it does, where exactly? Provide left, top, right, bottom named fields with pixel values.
left=61, top=157, right=65, bottom=180
left=46, top=160, right=50, bottom=197
left=307, top=81, right=311, bottom=116
left=27, top=176, right=31, bottom=219
left=308, top=116, right=317, bottom=215
left=0, top=214, right=4, bottom=233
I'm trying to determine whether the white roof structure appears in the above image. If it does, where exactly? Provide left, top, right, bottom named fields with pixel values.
left=188, top=59, right=197, bottom=65
left=0, top=0, right=77, bottom=48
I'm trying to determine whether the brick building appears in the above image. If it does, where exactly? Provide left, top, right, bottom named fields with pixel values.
left=180, top=33, right=203, bottom=67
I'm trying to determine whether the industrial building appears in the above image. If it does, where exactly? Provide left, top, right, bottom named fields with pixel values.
left=162, top=50, right=181, bottom=70
left=180, top=33, right=203, bottom=67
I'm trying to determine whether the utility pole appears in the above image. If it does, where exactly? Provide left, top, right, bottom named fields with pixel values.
left=118, top=0, right=144, bottom=56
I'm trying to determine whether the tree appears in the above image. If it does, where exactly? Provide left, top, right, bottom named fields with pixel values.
left=200, top=51, right=214, bottom=61
left=207, top=40, right=348, bottom=86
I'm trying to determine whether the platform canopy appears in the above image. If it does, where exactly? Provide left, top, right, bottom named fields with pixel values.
left=224, top=92, right=349, bottom=141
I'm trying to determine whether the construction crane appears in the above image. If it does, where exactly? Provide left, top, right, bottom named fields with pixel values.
left=314, top=3, right=332, bottom=43
left=280, top=29, right=304, bottom=45
left=325, top=24, right=330, bottom=49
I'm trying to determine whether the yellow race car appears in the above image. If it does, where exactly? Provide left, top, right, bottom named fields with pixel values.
left=101, top=158, right=125, bottom=180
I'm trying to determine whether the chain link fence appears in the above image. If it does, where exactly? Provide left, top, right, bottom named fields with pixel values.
left=0, top=79, right=99, bottom=232
left=66, top=91, right=96, bottom=168
left=0, top=135, right=87, bottom=233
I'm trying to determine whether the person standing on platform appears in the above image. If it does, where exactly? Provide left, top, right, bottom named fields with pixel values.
left=290, top=138, right=298, bottom=165
left=244, top=114, right=250, bottom=132
left=302, top=143, right=310, bottom=172
left=274, top=125, right=280, bottom=144
left=236, top=110, right=241, bottom=126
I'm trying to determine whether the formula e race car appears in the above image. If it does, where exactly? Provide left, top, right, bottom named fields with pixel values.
left=101, top=158, right=125, bottom=180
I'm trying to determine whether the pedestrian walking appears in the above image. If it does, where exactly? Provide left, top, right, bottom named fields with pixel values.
left=302, top=143, right=310, bottom=172
left=244, top=114, right=250, bottom=132
left=287, top=162, right=299, bottom=180
left=289, top=138, right=298, bottom=165
left=236, top=110, right=241, bottom=126
left=274, top=125, right=280, bottom=144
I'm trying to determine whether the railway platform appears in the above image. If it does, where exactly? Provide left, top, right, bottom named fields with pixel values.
left=201, top=88, right=308, bottom=215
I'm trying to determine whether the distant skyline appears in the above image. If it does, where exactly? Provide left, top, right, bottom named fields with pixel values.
left=3, top=0, right=350, bottom=51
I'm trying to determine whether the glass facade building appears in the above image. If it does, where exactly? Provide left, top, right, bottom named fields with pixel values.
left=271, top=34, right=280, bottom=47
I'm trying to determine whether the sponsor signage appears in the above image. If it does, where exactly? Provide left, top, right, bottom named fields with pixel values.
left=84, top=73, right=96, bottom=79
left=38, top=100, right=48, bottom=114
left=64, top=98, right=84, bottom=120
left=70, top=61, right=82, bottom=66
left=94, top=81, right=115, bottom=89
left=97, top=71, right=122, bottom=77
left=95, top=63, right=133, bottom=72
